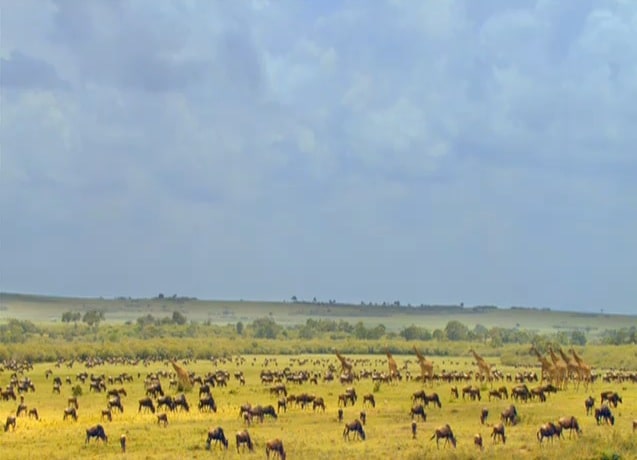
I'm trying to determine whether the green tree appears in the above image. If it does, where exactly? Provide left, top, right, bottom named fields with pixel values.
left=432, top=329, right=445, bottom=341
left=82, top=310, right=104, bottom=328
left=570, top=330, right=587, bottom=346
left=251, top=317, right=281, bottom=339
left=236, top=321, right=244, bottom=336
left=172, top=311, right=187, bottom=325
left=445, top=320, right=469, bottom=341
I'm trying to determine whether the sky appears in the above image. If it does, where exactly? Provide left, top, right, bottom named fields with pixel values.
left=1, top=0, right=636, bottom=314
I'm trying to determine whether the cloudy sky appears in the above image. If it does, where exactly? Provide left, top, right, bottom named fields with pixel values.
left=1, top=0, right=636, bottom=313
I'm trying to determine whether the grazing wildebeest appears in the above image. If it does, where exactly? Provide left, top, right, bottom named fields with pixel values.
left=173, top=394, right=190, bottom=412
left=585, top=396, right=595, bottom=415
left=4, top=415, right=16, bottom=432
left=450, top=386, right=459, bottom=399
left=157, top=413, right=168, bottom=426
left=511, top=384, right=531, bottom=402
left=199, top=384, right=211, bottom=398
left=16, top=403, right=27, bottom=417
left=480, top=407, right=489, bottom=425
left=537, top=422, right=561, bottom=443
left=28, top=408, right=39, bottom=421
left=337, top=408, right=343, bottom=422
left=491, top=422, right=506, bottom=444
left=266, top=438, right=286, bottom=460
left=236, top=430, right=254, bottom=452
left=157, top=395, right=175, bottom=412
left=343, top=419, right=365, bottom=441
left=430, top=424, right=457, bottom=449
left=363, top=394, right=375, bottom=408
left=206, top=427, right=229, bottom=450
left=410, top=404, right=427, bottom=422
left=313, top=397, right=326, bottom=412
left=277, top=397, right=287, bottom=413
left=600, top=391, right=622, bottom=408
left=138, top=397, right=156, bottom=413
left=359, top=411, right=366, bottom=425
left=63, top=407, right=78, bottom=421
left=199, top=395, right=217, bottom=412
left=474, top=433, right=483, bottom=450
left=411, top=421, right=417, bottom=439
left=101, top=408, right=112, bottom=422
left=146, top=382, right=164, bottom=398
left=107, top=397, right=124, bottom=413
left=85, top=424, right=108, bottom=444
left=501, top=405, right=518, bottom=426
left=595, top=405, right=615, bottom=425
left=68, top=397, right=79, bottom=409
left=558, top=416, right=582, bottom=438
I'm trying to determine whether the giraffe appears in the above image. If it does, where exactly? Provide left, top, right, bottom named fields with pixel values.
left=386, top=350, right=400, bottom=381
left=569, top=348, right=593, bottom=389
left=529, top=346, right=558, bottom=387
left=547, top=345, right=569, bottom=389
left=335, top=350, right=353, bottom=377
left=413, top=346, right=434, bottom=387
left=171, top=360, right=193, bottom=390
left=557, top=347, right=583, bottom=389
left=468, top=349, right=493, bottom=385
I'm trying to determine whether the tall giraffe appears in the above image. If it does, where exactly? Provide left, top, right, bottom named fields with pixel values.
left=529, top=346, right=558, bottom=386
left=557, top=347, right=583, bottom=389
left=547, top=345, right=569, bottom=389
left=171, top=360, right=193, bottom=390
left=569, top=348, right=593, bottom=389
left=334, top=350, right=353, bottom=376
left=412, top=346, right=434, bottom=386
left=386, top=350, right=399, bottom=381
left=468, top=349, right=492, bottom=385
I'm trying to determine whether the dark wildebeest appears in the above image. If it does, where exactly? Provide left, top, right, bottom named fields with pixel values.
left=410, top=404, right=427, bottom=422
left=430, top=424, right=457, bottom=449
left=363, top=394, right=375, bottom=408
left=474, top=433, right=483, bottom=451
left=462, top=386, right=481, bottom=401
left=337, top=408, right=343, bottom=422
left=537, top=422, right=560, bottom=443
left=450, top=386, right=459, bottom=399
left=63, top=407, right=78, bottom=421
left=313, top=396, right=326, bottom=412
left=558, top=416, right=582, bottom=438
left=265, top=438, right=286, bottom=460
left=585, top=396, right=595, bottom=415
left=423, top=392, right=442, bottom=409
left=16, top=403, right=27, bottom=417
left=260, top=405, right=278, bottom=420
left=68, top=397, right=79, bottom=409
left=157, top=413, right=168, bottom=426
left=28, top=408, right=39, bottom=421
left=277, top=397, right=287, bottom=413
left=146, top=382, right=164, bottom=398
left=359, top=411, right=366, bottom=425
left=138, top=397, right=156, bottom=413
left=173, top=394, right=190, bottom=412
left=412, top=421, right=417, bottom=439
left=236, top=430, right=254, bottom=452
left=501, top=405, right=518, bottom=426
left=199, top=395, right=217, bottom=412
left=480, top=407, right=489, bottom=425
left=157, top=395, right=175, bottom=412
left=101, top=408, right=112, bottom=422
left=4, top=415, right=16, bottom=432
left=491, top=422, right=506, bottom=444
left=600, top=391, right=622, bottom=408
left=107, top=397, right=124, bottom=413
left=86, top=424, right=108, bottom=444
left=595, top=405, right=615, bottom=425
left=199, top=384, right=211, bottom=398
left=206, top=427, right=229, bottom=450
left=343, top=419, right=366, bottom=441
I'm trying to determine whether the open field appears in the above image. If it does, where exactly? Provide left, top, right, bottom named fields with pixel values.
left=1, top=293, right=635, bottom=337
left=1, top=354, right=636, bottom=460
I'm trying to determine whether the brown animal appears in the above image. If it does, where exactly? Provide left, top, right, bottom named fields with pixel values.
left=537, top=422, right=561, bottom=443
left=359, top=411, right=366, bottom=425
left=430, top=424, right=457, bottom=449
left=410, top=404, right=427, bottom=421
left=313, top=397, right=326, bottom=412
left=501, top=405, right=518, bottom=426
left=85, top=424, right=108, bottom=444
left=337, top=408, right=343, bottom=422
left=585, top=396, right=595, bottom=415
left=138, top=397, right=155, bottom=413
left=28, top=408, right=39, bottom=420
left=63, top=407, right=78, bottom=421
left=557, top=416, right=581, bottom=438
left=343, top=419, right=365, bottom=441
left=236, top=430, right=254, bottom=452
left=412, top=421, right=417, bottom=439
left=206, top=427, right=228, bottom=450
left=16, top=403, right=27, bottom=417
left=632, top=419, right=636, bottom=433
left=100, top=408, right=112, bottom=422
left=4, top=415, right=16, bottom=432
left=157, top=413, right=168, bottom=426
left=480, top=407, right=489, bottom=425
left=600, top=391, right=622, bottom=408
left=68, top=397, right=79, bottom=409
left=474, top=433, right=483, bottom=451
left=363, top=394, right=375, bottom=408
left=266, top=438, right=286, bottom=460
left=450, top=386, right=459, bottom=399
left=491, top=422, right=506, bottom=444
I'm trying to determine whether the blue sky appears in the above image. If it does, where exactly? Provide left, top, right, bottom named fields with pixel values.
left=1, top=0, right=636, bottom=313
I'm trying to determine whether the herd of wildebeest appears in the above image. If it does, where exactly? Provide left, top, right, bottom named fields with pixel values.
left=1, top=346, right=637, bottom=458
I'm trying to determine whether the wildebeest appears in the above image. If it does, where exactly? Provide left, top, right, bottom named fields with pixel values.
left=359, top=411, right=366, bottom=425
left=206, top=427, right=229, bottom=450
left=4, top=415, right=16, bottom=432
left=501, top=405, right=518, bottom=426
left=410, top=404, right=427, bottom=422
left=199, top=395, right=217, bottom=412
left=595, top=405, right=615, bottom=425
left=411, top=421, right=417, bottom=439
left=16, top=403, right=27, bottom=417
left=101, top=408, right=112, bottom=422
left=633, top=419, right=637, bottom=432
left=450, top=386, right=459, bottom=399
left=337, top=408, right=343, bottom=422
left=28, top=408, right=39, bottom=421
left=107, top=397, right=124, bottom=413
left=491, top=422, right=506, bottom=444
left=585, top=396, right=595, bottom=415
left=474, top=433, right=483, bottom=450
left=422, top=392, right=442, bottom=409
left=157, top=395, right=175, bottom=412
left=430, top=424, right=457, bottom=449
left=63, top=407, right=78, bottom=421
left=343, top=419, right=365, bottom=441
left=511, top=384, right=531, bottom=402
left=138, top=397, right=156, bottom=413
left=68, top=397, right=79, bottom=409
left=146, top=382, right=164, bottom=398
left=537, top=422, right=561, bottom=443
left=557, top=416, right=582, bottom=438
left=199, top=384, right=211, bottom=398
left=173, top=394, right=190, bottom=412
left=462, top=386, right=481, bottom=401
left=265, top=438, right=286, bottom=460
left=363, top=394, right=375, bottom=408
left=480, top=407, right=489, bottom=425
left=86, top=424, right=108, bottom=444
left=157, top=413, right=168, bottom=426
left=600, top=391, right=622, bottom=408
left=277, top=397, right=287, bottom=413
left=313, top=396, right=326, bottom=412
left=236, top=430, right=254, bottom=452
